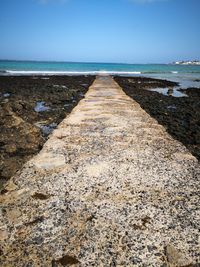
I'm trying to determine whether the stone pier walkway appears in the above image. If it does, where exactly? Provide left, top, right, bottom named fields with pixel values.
left=0, top=76, right=199, bottom=266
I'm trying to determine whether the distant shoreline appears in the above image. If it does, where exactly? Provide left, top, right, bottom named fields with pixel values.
left=0, top=59, right=176, bottom=65
left=173, top=60, right=200, bottom=65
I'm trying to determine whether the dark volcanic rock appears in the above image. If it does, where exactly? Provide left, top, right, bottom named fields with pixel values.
left=114, top=76, right=200, bottom=161
left=0, top=75, right=95, bottom=185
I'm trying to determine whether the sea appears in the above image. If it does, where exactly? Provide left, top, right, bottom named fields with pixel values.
left=1, top=60, right=200, bottom=89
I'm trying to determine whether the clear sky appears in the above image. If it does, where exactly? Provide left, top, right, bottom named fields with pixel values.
left=0, top=0, right=200, bottom=63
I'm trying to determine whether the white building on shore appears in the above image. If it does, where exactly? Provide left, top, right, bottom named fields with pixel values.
left=174, top=60, right=200, bottom=65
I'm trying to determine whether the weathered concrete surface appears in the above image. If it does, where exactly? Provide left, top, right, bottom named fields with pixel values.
left=0, top=76, right=199, bottom=266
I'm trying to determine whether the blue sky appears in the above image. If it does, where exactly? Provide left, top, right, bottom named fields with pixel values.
left=0, top=0, right=199, bottom=63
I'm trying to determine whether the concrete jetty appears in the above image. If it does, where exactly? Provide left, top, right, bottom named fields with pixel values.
left=0, top=76, right=199, bottom=266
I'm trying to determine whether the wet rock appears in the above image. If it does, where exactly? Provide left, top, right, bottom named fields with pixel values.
left=34, top=101, right=50, bottom=112
left=0, top=75, right=95, bottom=186
left=115, top=76, right=200, bottom=161
left=0, top=157, right=22, bottom=179
left=12, top=102, right=23, bottom=112
left=3, top=144, right=17, bottom=154
left=35, top=122, right=57, bottom=136
left=3, top=93, right=11, bottom=98
left=167, top=105, right=177, bottom=111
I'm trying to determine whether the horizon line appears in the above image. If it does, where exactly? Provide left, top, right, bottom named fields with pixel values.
left=0, top=59, right=173, bottom=65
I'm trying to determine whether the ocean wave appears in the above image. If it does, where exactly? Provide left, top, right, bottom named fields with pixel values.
left=1, top=70, right=182, bottom=75
left=140, top=71, right=179, bottom=74
left=2, top=70, right=142, bottom=75
left=1, top=70, right=200, bottom=76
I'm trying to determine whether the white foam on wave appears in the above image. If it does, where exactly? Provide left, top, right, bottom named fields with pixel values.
left=4, top=70, right=142, bottom=76
left=171, top=71, right=178, bottom=74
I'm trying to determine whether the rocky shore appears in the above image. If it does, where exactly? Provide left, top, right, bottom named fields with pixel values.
left=114, top=76, right=200, bottom=161
left=0, top=76, right=199, bottom=266
left=1, top=75, right=199, bottom=187
left=0, top=75, right=95, bottom=186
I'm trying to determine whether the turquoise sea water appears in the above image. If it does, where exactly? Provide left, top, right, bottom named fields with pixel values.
left=1, top=60, right=200, bottom=88
left=1, top=60, right=200, bottom=74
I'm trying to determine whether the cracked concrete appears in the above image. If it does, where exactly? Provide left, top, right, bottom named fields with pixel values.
left=0, top=76, right=199, bottom=266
